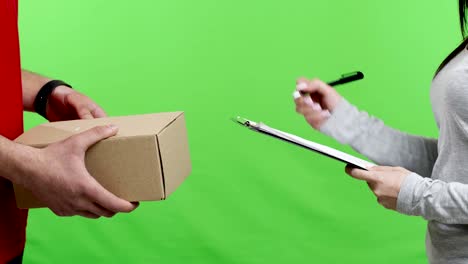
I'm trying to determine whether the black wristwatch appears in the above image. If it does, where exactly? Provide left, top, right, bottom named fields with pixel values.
left=33, top=80, right=72, bottom=119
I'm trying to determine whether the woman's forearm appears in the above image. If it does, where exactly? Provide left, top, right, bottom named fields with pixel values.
left=397, top=173, right=468, bottom=224
left=320, top=99, right=438, bottom=178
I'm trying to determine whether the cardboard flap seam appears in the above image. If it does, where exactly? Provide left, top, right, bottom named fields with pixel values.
left=22, top=134, right=151, bottom=149
left=157, top=112, right=184, bottom=135
left=155, top=135, right=167, bottom=200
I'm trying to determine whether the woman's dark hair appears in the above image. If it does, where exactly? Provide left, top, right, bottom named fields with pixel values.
left=435, top=0, right=468, bottom=75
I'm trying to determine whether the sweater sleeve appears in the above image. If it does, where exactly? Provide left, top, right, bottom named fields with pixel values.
left=397, top=173, right=468, bottom=224
left=319, top=98, right=438, bottom=178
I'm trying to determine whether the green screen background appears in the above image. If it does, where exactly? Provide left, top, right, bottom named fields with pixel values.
left=18, top=0, right=458, bottom=263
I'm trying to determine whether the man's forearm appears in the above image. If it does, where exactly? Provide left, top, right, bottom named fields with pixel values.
left=0, top=135, right=37, bottom=185
left=21, top=69, right=51, bottom=112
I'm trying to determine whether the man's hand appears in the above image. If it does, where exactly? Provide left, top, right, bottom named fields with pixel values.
left=18, top=70, right=135, bottom=218
left=345, top=165, right=410, bottom=210
left=46, top=86, right=107, bottom=121
left=17, top=125, right=138, bottom=218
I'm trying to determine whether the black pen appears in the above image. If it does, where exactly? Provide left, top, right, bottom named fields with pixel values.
left=327, top=71, right=364, bottom=87
left=296, top=71, right=364, bottom=96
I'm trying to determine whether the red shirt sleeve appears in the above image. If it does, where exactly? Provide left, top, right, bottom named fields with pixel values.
left=0, top=0, right=29, bottom=262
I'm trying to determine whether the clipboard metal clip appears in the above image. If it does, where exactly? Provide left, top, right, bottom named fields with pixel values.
left=232, top=116, right=258, bottom=129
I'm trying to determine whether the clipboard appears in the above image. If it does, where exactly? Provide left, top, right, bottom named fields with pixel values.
left=233, top=116, right=374, bottom=170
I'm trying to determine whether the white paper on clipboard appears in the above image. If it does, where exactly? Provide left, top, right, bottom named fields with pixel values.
left=234, top=117, right=374, bottom=170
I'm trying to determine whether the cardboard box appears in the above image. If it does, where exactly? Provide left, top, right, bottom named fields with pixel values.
left=13, top=112, right=191, bottom=209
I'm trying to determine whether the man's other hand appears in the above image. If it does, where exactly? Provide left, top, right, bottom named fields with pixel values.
left=46, top=86, right=107, bottom=121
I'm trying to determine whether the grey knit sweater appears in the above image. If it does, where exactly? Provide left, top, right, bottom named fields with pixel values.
left=319, top=47, right=468, bottom=264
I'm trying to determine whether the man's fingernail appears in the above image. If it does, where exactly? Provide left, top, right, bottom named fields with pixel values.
left=296, top=82, right=307, bottom=91
left=107, top=124, right=118, bottom=131
left=293, top=91, right=301, bottom=99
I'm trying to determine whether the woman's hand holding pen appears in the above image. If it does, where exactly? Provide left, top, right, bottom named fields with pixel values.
left=293, top=78, right=342, bottom=129
left=293, top=76, right=411, bottom=211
